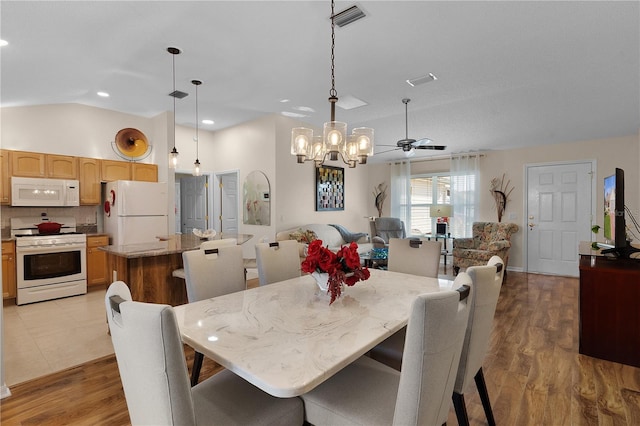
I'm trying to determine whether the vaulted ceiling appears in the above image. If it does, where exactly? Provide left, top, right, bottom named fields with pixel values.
left=1, top=1, right=638, bottom=163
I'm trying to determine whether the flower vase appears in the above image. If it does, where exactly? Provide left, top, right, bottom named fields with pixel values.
left=311, top=271, right=330, bottom=292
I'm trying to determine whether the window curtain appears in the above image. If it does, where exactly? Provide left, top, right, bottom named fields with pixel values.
left=450, top=153, right=480, bottom=238
left=390, top=161, right=411, bottom=233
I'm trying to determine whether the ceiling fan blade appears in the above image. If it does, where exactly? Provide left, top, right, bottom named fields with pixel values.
left=412, top=138, right=434, bottom=147
left=414, top=144, right=447, bottom=150
left=375, top=147, right=402, bottom=155
left=404, top=148, right=416, bottom=158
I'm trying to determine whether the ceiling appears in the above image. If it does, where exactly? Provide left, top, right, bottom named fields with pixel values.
left=1, top=1, right=638, bottom=164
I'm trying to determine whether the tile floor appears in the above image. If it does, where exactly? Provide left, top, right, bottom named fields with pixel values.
left=3, top=288, right=113, bottom=386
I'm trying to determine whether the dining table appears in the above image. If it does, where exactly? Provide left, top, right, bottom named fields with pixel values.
left=174, top=268, right=454, bottom=397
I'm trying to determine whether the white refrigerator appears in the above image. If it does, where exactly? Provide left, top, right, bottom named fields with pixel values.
left=104, top=180, right=168, bottom=246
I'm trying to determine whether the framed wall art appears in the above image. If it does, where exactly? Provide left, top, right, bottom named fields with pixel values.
left=316, top=165, right=344, bottom=211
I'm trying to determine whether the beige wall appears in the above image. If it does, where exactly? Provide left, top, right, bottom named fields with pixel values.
left=366, top=134, right=640, bottom=271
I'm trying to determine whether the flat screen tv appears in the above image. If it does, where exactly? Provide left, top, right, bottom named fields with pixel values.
left=601, top=168, right=639, bottom=258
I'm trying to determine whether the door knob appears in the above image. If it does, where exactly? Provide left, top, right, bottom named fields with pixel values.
left=528, top=222, right=536, bottom=230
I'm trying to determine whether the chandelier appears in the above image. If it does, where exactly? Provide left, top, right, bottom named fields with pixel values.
left=291, top=0, right=374, bottom=168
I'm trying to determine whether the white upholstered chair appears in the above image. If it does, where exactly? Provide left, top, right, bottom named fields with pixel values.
left=452, top=255, right=504, bottom=426
left=172, top=238, right=237, bottom=280
left=182, top=238, right=243, bottom=385
left=369, top=237, right=442, bottom=370
left=387, top=237, right=442, bottom=277
left=105, top=281, right=304, bottom=426
left=255, top=240, right=300, bottom=286
left=300, top=273, right=473, bottom=426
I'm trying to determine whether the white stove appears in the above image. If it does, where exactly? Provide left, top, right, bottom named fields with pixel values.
left=10, top=217, right=87, bottom=305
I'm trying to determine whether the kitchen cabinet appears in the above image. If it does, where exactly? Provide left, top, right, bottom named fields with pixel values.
left=87, top=235, right=109, bottom=287
left=2, top=240, right=16, bottom=299
left=132, top=163, right=158, bottom=182
left=0, top=150, right=10, bottom=204
left=101, top=160, right=131, bottom=182
left=46, top=154, right=77, bottom=179
left=10, top=151, right=46, bottom=177
left=79, top=158, right=101, bottom=205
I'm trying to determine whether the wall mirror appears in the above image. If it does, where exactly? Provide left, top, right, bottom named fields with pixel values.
left=243, top=170, right=270, bottom=225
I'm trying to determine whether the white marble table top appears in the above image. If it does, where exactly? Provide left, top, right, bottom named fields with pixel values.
left=174, top=268, right=453, bottom=397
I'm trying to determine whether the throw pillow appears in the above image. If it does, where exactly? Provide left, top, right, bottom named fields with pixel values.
left=289, top=228, right=318, bottom=244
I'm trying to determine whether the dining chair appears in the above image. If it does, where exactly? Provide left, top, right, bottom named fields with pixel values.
left=369, top=237, right=442, bottom=370
left=172, top=238, right=237, bottom=280
left=452, top=255, right=504, bottom=426
left=300, top=273, right=473, bottom=426
left=182, top=238, right=243, bottom=385
left=255, top=240, right=300, bottom=286
left=105, top=281, right=304, bottom=426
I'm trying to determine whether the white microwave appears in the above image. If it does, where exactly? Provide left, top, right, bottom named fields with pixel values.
left=11, top=177, right=80, bottom=207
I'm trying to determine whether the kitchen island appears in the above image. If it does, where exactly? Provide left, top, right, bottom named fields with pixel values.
left=101, top=233, right=253, bottom=306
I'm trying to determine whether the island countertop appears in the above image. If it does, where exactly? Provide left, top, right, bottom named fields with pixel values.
left=101, top=233, right=253, bottom=259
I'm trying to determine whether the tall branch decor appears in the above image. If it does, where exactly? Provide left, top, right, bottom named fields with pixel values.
left=490, top=174, right=514, bottom=222
left=373, top=183, right=387, bottom=217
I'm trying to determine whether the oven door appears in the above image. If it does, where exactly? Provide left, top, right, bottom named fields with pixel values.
left=16, top=243, right=87, bottom=289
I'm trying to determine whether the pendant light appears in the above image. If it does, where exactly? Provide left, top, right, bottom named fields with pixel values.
left=192, top=79, right=202, bottom=176
left=291, top=0, right=374, bottom=168
left=167, top=47, right=181, bottom=169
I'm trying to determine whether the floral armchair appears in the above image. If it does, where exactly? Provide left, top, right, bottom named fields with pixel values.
left=453, top=222, right=519, bottom=275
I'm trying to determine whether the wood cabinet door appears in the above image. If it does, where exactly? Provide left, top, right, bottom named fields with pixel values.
left=101, top=160, right=131, bottom=182
left=0, top=150, right=10, bottom=204
left=132, top=163, right=158, bottom=182
left=46, top=154, right=78, bottom=179
left=10, top=151, right=46, bottom=177
left=86, top=236, right=109, bottom=286
left=79, top=158, right=101, bottom=205
left=2, top=241, right=16, bottom=299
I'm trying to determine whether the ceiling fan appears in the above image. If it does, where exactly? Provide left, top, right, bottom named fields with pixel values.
left=378, top=98, right=446, bottom=156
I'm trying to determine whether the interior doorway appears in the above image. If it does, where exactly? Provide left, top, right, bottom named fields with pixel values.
left=525, top=161, right=595, bottom=276
left=175, top=173, right=209, bottom=234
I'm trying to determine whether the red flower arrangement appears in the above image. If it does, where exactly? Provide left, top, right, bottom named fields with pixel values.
left=301, top=239, right=370, bottom=304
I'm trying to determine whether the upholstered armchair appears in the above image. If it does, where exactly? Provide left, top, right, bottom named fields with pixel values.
left=453, top=222, right=518, bottom=274
left=370, top=217, right=406, bottom=248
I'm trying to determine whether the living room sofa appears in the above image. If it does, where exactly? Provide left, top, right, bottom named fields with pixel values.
left=276, top=224, right=373, bottom=260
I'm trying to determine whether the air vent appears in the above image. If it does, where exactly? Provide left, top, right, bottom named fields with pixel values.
left=169, top=90, right=188, bottom=99
left=406, top=73, right=437, bottom=87
left=332, top=5, right=365, bottom=27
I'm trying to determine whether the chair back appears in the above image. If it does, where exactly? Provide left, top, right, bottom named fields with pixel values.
left=388, top=237, right=441, bottom=278
left=182, top=239, right=245, bottom=303
left=394, top=273, right=472, bottom=425
left=373, top=217, right=406, bottom=243
left=255, top=240, right=301, bottom=286
left=105, top=282, right=196, bottom=425
left=453, top=256, right=504, bottom=394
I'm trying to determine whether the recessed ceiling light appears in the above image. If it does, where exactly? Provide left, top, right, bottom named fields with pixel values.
left=281, top=111, right=307, bottom=118
left=406, top=73, right=437, bottom=87
left=97, top=91, right=110, bottom=97
left=202, top=119, right=214, bottom=125
left=0, top=40, right=8, bottom=47
left=279, top=99, right=290, bottom=103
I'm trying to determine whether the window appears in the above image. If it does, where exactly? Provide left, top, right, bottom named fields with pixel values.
left=408, top=174, right=450, bottom=235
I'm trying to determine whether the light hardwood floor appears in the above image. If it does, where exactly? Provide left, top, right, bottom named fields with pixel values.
left=2, top=271, right=639, bottom=425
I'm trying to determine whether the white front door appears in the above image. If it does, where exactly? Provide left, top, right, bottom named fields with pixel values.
left=219, top=173, right=239, bottom=234
left=526, top=161, right=595, bottom=276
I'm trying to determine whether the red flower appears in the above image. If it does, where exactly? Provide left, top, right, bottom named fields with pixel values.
left=301, top=239, right=370, bottom=304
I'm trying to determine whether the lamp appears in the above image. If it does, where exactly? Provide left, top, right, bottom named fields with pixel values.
left=430, top=205, right=452, bottom=236
left=191, top=79, right=202, bottom=176
left=291, top=0, right=374, bottom=168
left=167, top=47, right=181, bottom=169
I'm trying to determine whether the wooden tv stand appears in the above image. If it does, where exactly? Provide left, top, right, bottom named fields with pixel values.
left=578, top=242, right=640, bottom=367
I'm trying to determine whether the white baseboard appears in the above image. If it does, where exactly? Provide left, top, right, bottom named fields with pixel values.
left=1, top=383, right=11, bottom=399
